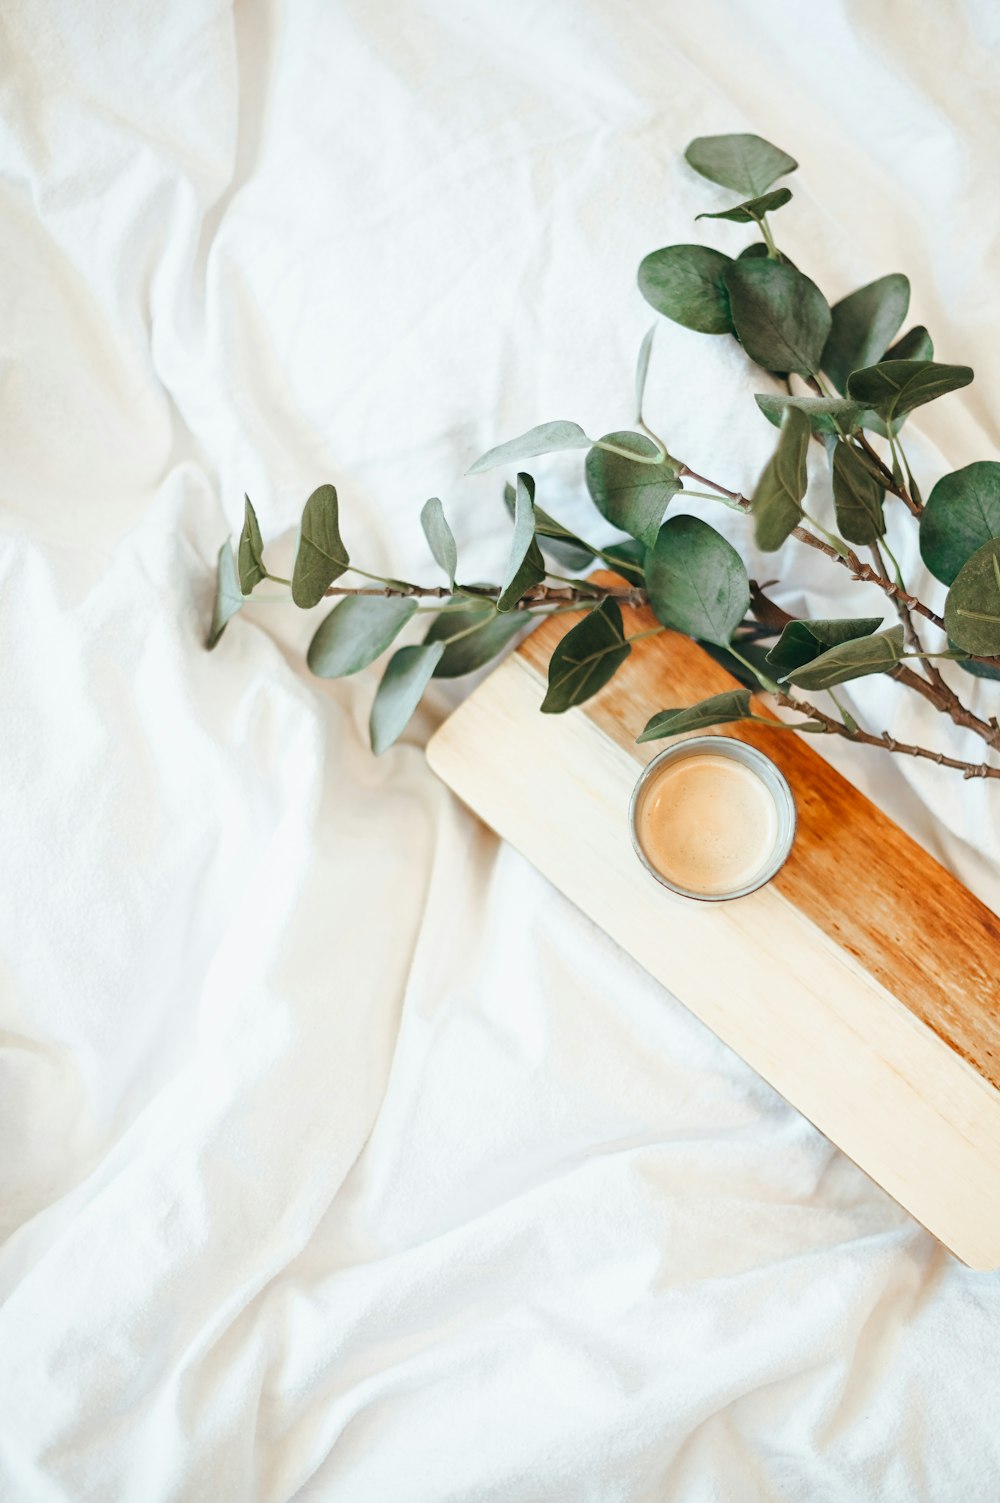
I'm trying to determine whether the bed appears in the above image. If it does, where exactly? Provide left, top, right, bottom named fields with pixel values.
left=3, top=2, right=1000, bottom=1498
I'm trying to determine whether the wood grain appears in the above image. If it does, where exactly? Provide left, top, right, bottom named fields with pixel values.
left=520, top=580, right=1000, bottom=1091
left=426, top=577, right=1000, bottom=1267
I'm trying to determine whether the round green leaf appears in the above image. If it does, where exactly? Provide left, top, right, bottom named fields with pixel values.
left=307, top=595, right=418, bottom=678
left=540, top=600, right=631, bottom=714
left=697, top=187, right=792, bottom=224
left=752, top=406, right=810, bottom=552
left=292, top=484, right=350, bottom=608
left=722, top=259, right=831, bottom=377
left=821, top=274, right=910, bottom=395
left=207, top=540, right=244, bottom=649
left=832, top=442, right=886, bottom=545
left=755, top=393, right=864, bottom=436
left=645, top=514, right=750, bottom=647
left=369, top=641, right=445, bottom=755
left=765, top=616, right=883, bottom=675
left=955, top=647, right=1000, bottom=683
left=637, top=689, right=753, bottom=743
left=739, top=244, right=799, bottom=270
left=845, top=360, right=973, bottom=424
left=920, top=462, right=1000, bottom=586
left=602, top=538, right=646, bottom=585
left=785, top=627, right=905, bottom=689
left=468, top=421, right=592, bottom=475
left=885, top=326, right=933, bottom=362
left=503, top=483, right=595, bottom=572
left=586, top=433, right=681, bottom=550
left=497, top=473, right=545, bottom=612
left=420, top=497, right=457, bottom=587
left=637, top=245, right=734, bottom=335
left=684, top=134, right=798, bottom=195
left=635, top=325, right=656, bottom=421
left=944, top=538, right=1000, bottom=656
left=424, top=605, right=525, bottom=678
left=238, top=494, right=266, bottom=596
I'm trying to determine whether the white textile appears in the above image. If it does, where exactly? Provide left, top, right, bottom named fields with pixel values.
left=2, top=3, right=1000, bottom=1499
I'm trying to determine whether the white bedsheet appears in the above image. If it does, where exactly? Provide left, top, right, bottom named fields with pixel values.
left=3, top=2, right=1000, bottom=1499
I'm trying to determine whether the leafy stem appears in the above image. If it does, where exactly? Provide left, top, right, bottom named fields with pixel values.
left=212, top=132, right=999, bottom=775
left=773, top=689, right=1000, bottom=780
left=759, top=215, right=780, bottom=259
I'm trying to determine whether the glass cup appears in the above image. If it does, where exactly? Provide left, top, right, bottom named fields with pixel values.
left=628, top=736, right=796, bottom=902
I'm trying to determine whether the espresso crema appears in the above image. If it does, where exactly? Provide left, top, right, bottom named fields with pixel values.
left=634, top=752, right=780, bottom=896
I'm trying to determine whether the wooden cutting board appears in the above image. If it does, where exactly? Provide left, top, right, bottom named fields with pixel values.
left=426, top=577, right=1000, bottom=1268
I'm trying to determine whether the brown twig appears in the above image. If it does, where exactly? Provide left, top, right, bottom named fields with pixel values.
left=870, top=541, right=1000, bottom=753
left=681, top=464, right=952, bottom=634
left=751, top=562, right=1000, bottom=755
left=773, top=690, right=1000, bottom=780
left=855, top=432, right=922, bottom=516
left=321, top=581, right=646, bottom=610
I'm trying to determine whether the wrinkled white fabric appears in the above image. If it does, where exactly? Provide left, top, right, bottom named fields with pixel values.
left=2, top=2, right=1000, bottom=1499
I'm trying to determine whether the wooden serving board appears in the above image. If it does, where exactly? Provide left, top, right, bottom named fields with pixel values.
left=426, top=577, right=1000, bottom=1268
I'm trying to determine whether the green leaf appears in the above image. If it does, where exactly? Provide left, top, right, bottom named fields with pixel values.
left=503, top=482, right=594, bottom=572
left=751, top=406, right=810, bottom=551
left=292, top=484, right=349, bottom=608
left=955, top=644, right=1000, bottom=683
left=765, top=616, right=884, bottom=675
left=635, top=325, right=656, bottom=421
left=307, top=595, right=417, bottom=678
left=597, top=431, right=661, bottom=459
left=700, top=636, right=777, bottom=688
left=637, top=245, right=734, bottom=335
left=540, top=600, right=631, bottom=714
left=885, top=325, right=933, bottom=362
left=944, top=538, right=1000, bottom=655
left=602, top=538, right=646, bottom=586
left=369, top=641, right=445, bottom=755
left=637, top=688, right=753, bottom=743
left=722, top=259, right=831, bottom=377
left=739, top=243, right=799, bottom=270
left=755, top=393, right=865, bottom=435
left=207, top=540, right=244, bottom=649
left=645, top=514, right=750, bottom=646
left=846, top=360, right=973, bottom=424
left=497, top=473, right=545, bottom=611
left=420, top=497, right=457, bottom=587
left=697, top=187, right=792, bottom=223
left=832, top=442, right=886, bottom=545
left=684, top=134, right=798, bottom=195
left=238, top=495, right=266, bottom=596
left=920, top=462, right=1000, bottom=586
left=468, top=421, right=591, bottom=474
left=424, top=604, right=526, bottom=678
left=785, top=626, right=905, bottom=689
left=821, top=274, right=910, bottom=394
left=586, top=433, right=681, bottom=549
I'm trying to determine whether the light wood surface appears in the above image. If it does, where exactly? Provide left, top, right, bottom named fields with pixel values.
left=426, top=579, right=1000, bottom=1268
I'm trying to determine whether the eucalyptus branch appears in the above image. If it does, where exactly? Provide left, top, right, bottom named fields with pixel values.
left=773, top=689, right=1000, bottom=780
left=320, top=580, right=646, bottom=609
left=208, top=130, right=999, bottom=776
left=870, top=540, right=1000, bottom=750
left=855, top=431, right=922, bottom=517
left=680, top=463, right=948, bottom=629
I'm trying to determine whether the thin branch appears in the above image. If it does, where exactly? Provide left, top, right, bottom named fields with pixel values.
left=773, top=689, right=1000, bottom=780
left=321, top=580, right=646, bottom=610
left=680, top=463, right=948, bottom=630
left=855, top=431, right=921, bottom=516
left=871, top=540, right=1000, bottom=753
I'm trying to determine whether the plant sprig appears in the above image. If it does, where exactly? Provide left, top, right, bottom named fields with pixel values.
left=206, top=131, right=1000, bottom=780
